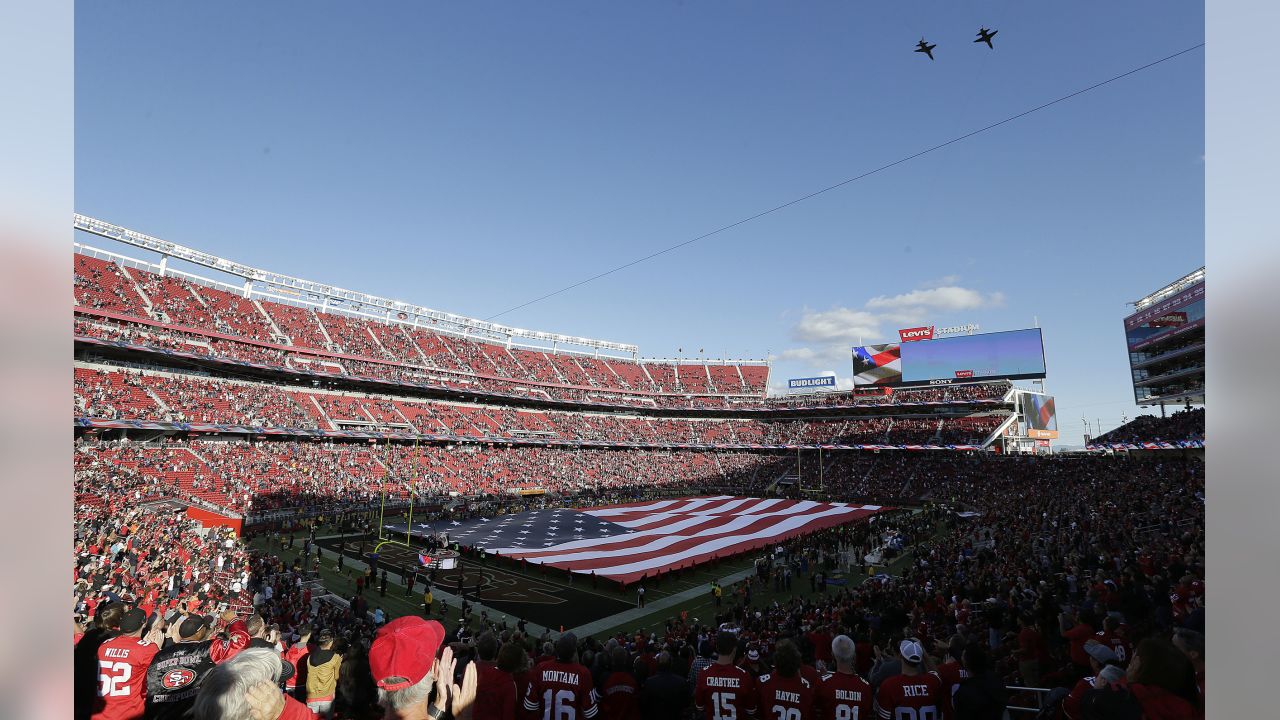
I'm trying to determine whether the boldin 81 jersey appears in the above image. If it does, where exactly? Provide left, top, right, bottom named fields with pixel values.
left=818, top=671, right=873, bottom=720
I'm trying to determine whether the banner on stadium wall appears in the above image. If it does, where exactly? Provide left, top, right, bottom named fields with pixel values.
left=186, top=506, right=243, bottom=535
left=787, top=376, right=837, bottom=390
left=1085, top=440, right=1204, bottom=451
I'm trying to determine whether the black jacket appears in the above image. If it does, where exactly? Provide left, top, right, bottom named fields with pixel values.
left=952, top=671, right=1008, bottom=720
left=639, top=671, right=689, bottom=720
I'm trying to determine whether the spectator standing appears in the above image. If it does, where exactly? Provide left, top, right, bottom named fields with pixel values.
left=1125, top=639, right=1200, bottom=720
left=522, top=633, right=599, bottom=720
left=601, top=646, right=641, bottom=720
left=471, top=632, right=516, bottom=720
left=874, top=639, right=941, bottom=720
left=817, top=635, right=872, bottom=720
left=145, top=612, right=251, bottom=720
left=756, top=640, right=814, bottom=720
left=369, top=617, right=477, bottom=720
left=304, top=630, right=342, bottom=719
left=951, top=643, right=1006, bottom=720
left=639, top=652, right=689, bottom=720
left=1171, top=628, right=1205, bottom=700
left=91, top=608, right=159, bottom=720
left=282, top=626, right=312, bottom=701
left=191, top=648, right=313, bottom=720
left=695, top=632, right=757, bottom=720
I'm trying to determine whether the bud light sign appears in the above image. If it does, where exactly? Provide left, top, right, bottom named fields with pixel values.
left=787, top=376, right=837, bottom=390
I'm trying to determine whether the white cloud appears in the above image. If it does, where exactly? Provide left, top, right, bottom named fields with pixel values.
left=775, top=347, right=816, bottom=361
left=792, top=307, right=881, bottom=345
left=865, top=286, right=1004, bottom=313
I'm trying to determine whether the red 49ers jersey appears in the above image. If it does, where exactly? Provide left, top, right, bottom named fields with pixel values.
left=696, top=662, right=758, bottom=720
left=93, top=635, right=159, bottom=720
left=522, top=659, right=599, bottom=720
left=875, top=673, right=942, bottom=720
left=818, top=671, right=873, bottom=720
left=757, top=672, right=814, bottom=720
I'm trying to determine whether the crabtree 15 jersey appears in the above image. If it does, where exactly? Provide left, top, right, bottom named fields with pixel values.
left=696, top=663, right=758, bottom=720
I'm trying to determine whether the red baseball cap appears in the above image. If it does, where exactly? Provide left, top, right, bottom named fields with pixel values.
left=369, top=617, right=446, bottom=691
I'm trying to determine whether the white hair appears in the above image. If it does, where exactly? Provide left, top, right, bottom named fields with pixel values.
left=378, top=671, right=434, bottom=713
left=832, top=635, right=857, bottom=665
left=191, top=648, right=283, bottom=720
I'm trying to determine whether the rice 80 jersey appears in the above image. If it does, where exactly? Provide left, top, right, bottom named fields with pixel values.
left=522, top=659, right=599, bottom=720
left=875, top=672, right=942, bottom=720
left=696, top=662, right=758, bottom=720
left=757, top=672, right=814, bottom=720
left=92, top=635, right=159, bottom=720
left=817, top=671, right=873, bottom=720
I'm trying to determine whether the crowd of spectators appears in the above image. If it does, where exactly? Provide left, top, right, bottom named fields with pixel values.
left=73, top=438, right=782, bottom=516
left=1092, top=408, right=1205, bottom=446
left=75, top=255, right=1027, bottom=412
left=75, top=365, right=1009, bottom=450
left=74, top=448, right=1205, bottom=720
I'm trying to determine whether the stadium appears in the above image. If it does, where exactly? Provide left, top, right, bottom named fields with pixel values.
left=69, top=5, right=1209, bottom=720
left=74, top=215, right=1204, bottom=719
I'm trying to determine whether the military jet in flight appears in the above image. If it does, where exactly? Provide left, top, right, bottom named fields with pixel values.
left=974, top=27, right=998, bottom=49
left=915, top=38, right=936, bottom=60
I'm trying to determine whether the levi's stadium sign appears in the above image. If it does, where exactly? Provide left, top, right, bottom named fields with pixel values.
left=787, top=376, right=837, bottom=390
left=898, top=324, right=979, bottom=342
left=936, top=323, right=980, bottom=336
left=899, top=326, right=934, bottom=342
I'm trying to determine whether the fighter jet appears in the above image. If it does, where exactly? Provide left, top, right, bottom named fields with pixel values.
left=915, top=38, right=936, bottom=60
left=974, top=27, right=998, bottom=49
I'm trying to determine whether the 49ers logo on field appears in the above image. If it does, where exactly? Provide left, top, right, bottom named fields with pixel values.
left=161, top=668, right=197, bottom=689
left=898, top=326, right=934, bottom=342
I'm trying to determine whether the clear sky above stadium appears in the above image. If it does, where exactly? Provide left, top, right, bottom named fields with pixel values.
left=73, top=1, right=1204, bottom=445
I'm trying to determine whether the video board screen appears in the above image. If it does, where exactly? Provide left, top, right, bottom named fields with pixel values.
left=852, top=329, right=1047, bottom=387
left=1021, top=393, right=1059, bottom=439
left=1124, top=281, right=1205, bottom=351
left=851, top=344, right=902, bottom=386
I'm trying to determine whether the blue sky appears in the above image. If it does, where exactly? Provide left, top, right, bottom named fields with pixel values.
left=74, top=1, right=1204, bottom=444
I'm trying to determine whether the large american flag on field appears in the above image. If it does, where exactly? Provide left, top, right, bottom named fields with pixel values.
left=414, top=496, right=884, bottom=584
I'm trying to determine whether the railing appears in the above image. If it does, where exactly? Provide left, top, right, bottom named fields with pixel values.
left=1005, top=685, right=1056, bottom=716
left=246, top=499, right=413, bottom=525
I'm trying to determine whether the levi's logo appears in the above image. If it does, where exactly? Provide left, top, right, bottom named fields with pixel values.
left=899, top=326, right=934, bottom=342
left=955, top=370, right=974, bottom=378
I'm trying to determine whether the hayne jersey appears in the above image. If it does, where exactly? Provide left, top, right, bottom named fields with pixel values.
left=92, top=635, right=159, bottom=720
left=875, top=673, right=942, bottom=720
left=696, top=663, right=758, bottom=720
left=522, top=659, right=599, bottom=720
left=757, top=672, right=814, bottom=720
left=818, top=671, right=873, bottom=720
